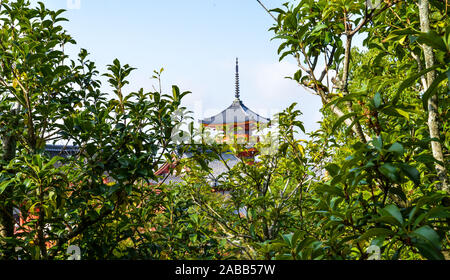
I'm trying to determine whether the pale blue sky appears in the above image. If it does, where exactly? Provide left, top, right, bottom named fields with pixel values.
left=36, top=0, right=323, bottom=134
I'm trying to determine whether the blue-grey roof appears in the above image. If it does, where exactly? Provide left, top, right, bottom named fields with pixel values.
left=180, top=150, right=239, bottom=177
left=201, top=99, right=270, bottom=125
left=153, top=151, right=240, bottom=186
left=45, top=145, right=79, bottom=158
left=208, top=153, right=239, bottom=178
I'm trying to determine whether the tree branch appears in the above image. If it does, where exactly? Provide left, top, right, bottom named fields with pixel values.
left=349, top=0, right=402, bottom=36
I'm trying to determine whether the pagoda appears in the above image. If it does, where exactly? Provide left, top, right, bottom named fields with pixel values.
left=156, top=58, right=271, bottom=185
left=200, top=58, right=270, bottom=143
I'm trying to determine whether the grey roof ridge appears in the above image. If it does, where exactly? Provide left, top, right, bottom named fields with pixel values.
left=201, top=98, right=270, bottom=124
left=237, top=100, right=270, bottom=122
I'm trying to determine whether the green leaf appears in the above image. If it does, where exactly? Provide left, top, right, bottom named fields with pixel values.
left=373, top=215, right=403, bottom=227
left=411, top=225, right=442, bottom=251
left=279, top=50, right=294, bottom=61
left=392, top=246, right=403, bottom=260
left=86, top=143, right=96, bottom=157
left=381, top=204, right=404, bottom=226
left=408, top=206, right=419, bottom=222
left=286, top=13, right=298, bottom=29
left=331, top=112, right=357, bottom=135
left=189, top=213, right=199, bottom=224
left=399, top=164, right=420, bottom=186
left=389, top=187, right=407, bottom=202
left=291, top=230, right=305, bottom=246
left=172, top=85, right=180, bottom=102
left=387, top=142, right=404, bottom=155
left=325, top=164, right=340, bottom=177
left=447, top=69, right=450, bottom=90
left=296, top=237, right=316, bottom=253
left=282, top=233, right=293, bottom=248
left=385, top=28, right=418, bottom=41
left=414, top=241, right=445, bottom=260
left=394, top=65, right=439, bottom=105
left=394, top=108, right=410, bottom=120
left=372, top=136, right=383, bottom=151
left=344, top=115, right=364, bottom=137
left=426, top=206, right=450, bottom=219
left=372, top=52, right=386, bottom=67
left=379, top=163, right=400, bottom=182
left=315, top=184, right=344, bottom=197
left=417, top=31, right=447, bottom=52
left=324, top=92, right=367, bottom=109
left=43, top=156, right=63, bottom=171
left=311, top=23, right=327, bottom=34
left=269, top=8, right=286, bottom=15
left=293, top=69, right=302, bottom=82
left=373, top=92, right=382, bottom=108
left=358, top=228, right=395, bottom=241
left=23, top=179, right=33, bottom=190
left=0, top=179, right=11, bottom=194
left=422, top=72, right=447, bottom=110
left=33, top=154, right=44, bottom=170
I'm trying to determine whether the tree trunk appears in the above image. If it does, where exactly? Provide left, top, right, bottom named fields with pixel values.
left=342, top=34, right=368, bottom=143
left=0, top=131, right=17, bottom=259
left=330, top=104, right=369, bottom=140
left=418, top=0, right=449, bottom=193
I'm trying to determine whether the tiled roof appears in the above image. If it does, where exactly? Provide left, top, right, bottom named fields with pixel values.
left=200, top=99, right=270, bottom=126
left=208, top=153, right=239, bottom=178
left=45, top=145, right=79, bottom=158
left=153, top=151, right=240, bottom=185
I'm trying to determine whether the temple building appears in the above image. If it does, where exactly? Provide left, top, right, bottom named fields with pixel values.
left=200, top=58, right=270, bottom=143
left=156, top=58, right=271, bottom=186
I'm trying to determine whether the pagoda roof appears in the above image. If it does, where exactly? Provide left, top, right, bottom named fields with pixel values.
left=201, top=58, right=270, bottom=126
left=45, top=145, right=79, bottom=158
left=201, top=99, right=270, bottom=125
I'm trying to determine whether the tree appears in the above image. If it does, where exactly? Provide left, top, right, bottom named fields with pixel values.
left=0, top=0, right=187, bottom=259
left=1, top=0, right=448, bottom=260
left=270, top=0, right=448, bottom=192
left=417, top=0, right=448, bottom=192
left=0, top=0, right=78, bottom=258
left=177, top=105, right=311, bottom=259
left=262, top=0, right=449, bottom=259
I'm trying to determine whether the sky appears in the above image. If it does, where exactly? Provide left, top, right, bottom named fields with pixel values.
left=35, top=0, right=323, bottom=135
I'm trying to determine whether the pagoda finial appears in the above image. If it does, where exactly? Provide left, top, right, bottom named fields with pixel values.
left=235, top=57, right=240, bottom=100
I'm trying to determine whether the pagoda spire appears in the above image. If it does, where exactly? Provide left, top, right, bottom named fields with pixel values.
left=235, top=58, right=240, bottom=100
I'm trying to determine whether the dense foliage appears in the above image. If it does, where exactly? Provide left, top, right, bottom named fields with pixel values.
left=262, top=0, right=450, bottom=260
left=0, top=0, right=448, bottom=260
left=0, top=0, right=187, bottom=259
